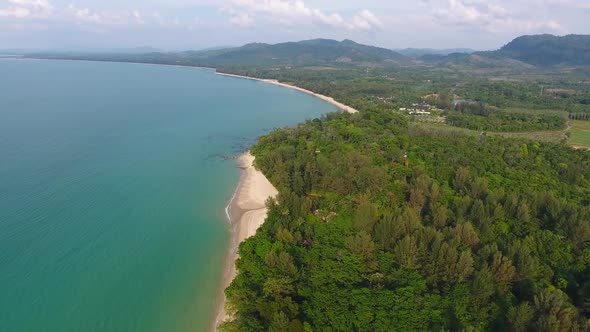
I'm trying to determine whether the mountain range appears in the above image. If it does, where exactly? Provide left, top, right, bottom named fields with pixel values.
left=25, top=34, right=590, bottom=68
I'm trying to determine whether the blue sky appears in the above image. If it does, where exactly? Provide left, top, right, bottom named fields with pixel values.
left=0, top=0, right=589, bottom=50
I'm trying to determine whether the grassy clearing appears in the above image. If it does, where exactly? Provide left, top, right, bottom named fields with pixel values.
left=569, top=120, right=590, bottom=148
left=492, top=130, right=567, bottom=142
left=411, top=122, right=567, bottom=143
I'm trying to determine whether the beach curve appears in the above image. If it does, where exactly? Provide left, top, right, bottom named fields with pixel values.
left=213, top=152, right=278, bottom=330
left=216, top=72, right=358, bottom=114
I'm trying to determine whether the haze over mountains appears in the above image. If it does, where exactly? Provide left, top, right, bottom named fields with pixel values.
left=23, top=34, right=590, bottom=68
left=395, top=48, right=476, bottom=57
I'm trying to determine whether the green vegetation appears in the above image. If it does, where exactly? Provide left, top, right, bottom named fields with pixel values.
left=217, top=65, right=590, bottom=116
left=446, top=108, right=567, bottom=132
left=221, top=108, right=590, bottom=331
left=455, top=80, right=590, bottom=113
left=412, top=122, right=570, bottom=145
left=570, top=121, right=590, bottom=148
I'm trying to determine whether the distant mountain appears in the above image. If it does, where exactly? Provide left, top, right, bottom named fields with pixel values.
left=25, top=35, right=590, bottom=68
left=418, top=52, right=472, bottom=63
left=110, top=46, right=163, bottom=54
left=396, top=48, right=476, bottom=57
left=27, top=39, right=409, bottom=67
left=480, top=34, right=590, bottom=66
left=201, top=39, right=409, bottom=65
left=196, top=45, right=237, bottom=52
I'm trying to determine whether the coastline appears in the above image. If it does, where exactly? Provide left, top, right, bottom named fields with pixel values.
left=212, top=72, right=358, bottom=330
left=17, top=57, right=356, bottom=114
left=216, top=72, right=358, bottom=114
left=213, top=152, right=278, bottom=330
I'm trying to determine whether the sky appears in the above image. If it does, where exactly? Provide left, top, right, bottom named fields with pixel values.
left=0, top=0, right=589, bottom=51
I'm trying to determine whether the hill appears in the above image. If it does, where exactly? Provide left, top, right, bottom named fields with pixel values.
left=480, top=34, right=590, bottom=66
left=196, top=39, right=408, bottom=66
left=26, top=39, right=409, bottom=67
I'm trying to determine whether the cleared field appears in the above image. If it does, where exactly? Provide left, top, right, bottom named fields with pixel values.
left=493, top=130, right=567, bottom=142
left=411, top=122, right=567, bottom=142
left=569, top=120, right=590, bottom=148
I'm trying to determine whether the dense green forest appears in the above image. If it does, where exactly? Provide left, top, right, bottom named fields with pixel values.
left=221, top=108, right=590, bottom=331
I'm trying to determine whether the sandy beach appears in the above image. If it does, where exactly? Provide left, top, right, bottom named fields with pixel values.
left=213, top=73, right=357, bottom=330
left=216, top=72, right=358, bottom=114
left=213, top=152, right=278, bottom=330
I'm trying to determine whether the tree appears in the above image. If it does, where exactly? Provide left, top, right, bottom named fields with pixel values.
left=453, top=167, right=471, bottom=193
left=269, top=312, right=290, bottom=332
left=533, top=288, right=581, bottom=332
left=507, top=302, right=533, bottom=332
left=431, top=203, right=450, bottom=229
left=394, top=235, right=419, bottom=268
left=353, top=200, right=379, bottom=233
left=453, top=222, right=480, bottom=249
left=491, top=252, right=516, bottom=294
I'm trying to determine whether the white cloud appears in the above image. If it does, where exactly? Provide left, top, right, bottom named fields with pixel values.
left=0, top=6, right=29, bottom=17
left=0, top=0, right=52, bottom=18
left=544, top=0, right=590, bottom=10
left=229, top=13, right=253, bottom=27
left=68, top=5, right=104, bottom=24
left=224, top=0, right=382, bottom=30
left=351, top=9, right=382, bottom=30
left=9, top=0, right=51, bottom=10
left=133, top=10, right=144, bottom=24
left=0, top=0, right=198, bottom=31
left=432, top=0, right=566, bottom=33
left=65, top=5, right=182, bottom=28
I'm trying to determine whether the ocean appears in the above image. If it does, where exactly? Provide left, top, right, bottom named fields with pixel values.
left=0, top=59, right=336, bottom=331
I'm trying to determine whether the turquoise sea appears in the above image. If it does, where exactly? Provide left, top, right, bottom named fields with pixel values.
left=0, top=59, right=336, bottom=332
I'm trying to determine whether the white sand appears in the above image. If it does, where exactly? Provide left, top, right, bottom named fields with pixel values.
left=213, top=152, right=278, bottom=330
left=216, top=72, right=358, bottom=114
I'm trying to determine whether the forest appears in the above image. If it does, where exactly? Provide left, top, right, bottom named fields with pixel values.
left=221, top=108, right=590, bottom=331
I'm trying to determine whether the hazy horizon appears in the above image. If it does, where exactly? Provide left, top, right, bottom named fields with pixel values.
left=0, top=39, right=485, bottom=53
left=1, top=0, right=589, bottom=51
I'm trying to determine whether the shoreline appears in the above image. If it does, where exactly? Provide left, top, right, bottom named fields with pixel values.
left=216, top=72, right=358, bottom=114
left=213, top=152, right=278, bottom=331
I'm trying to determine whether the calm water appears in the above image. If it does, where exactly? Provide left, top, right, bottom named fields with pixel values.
left=0, top=59, right=336, bottom=332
